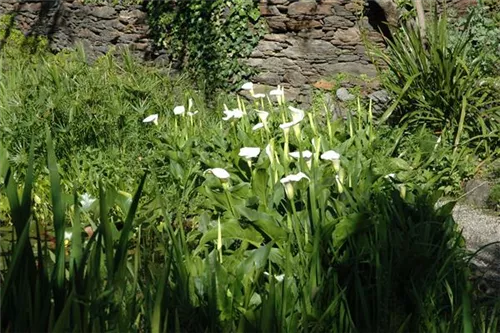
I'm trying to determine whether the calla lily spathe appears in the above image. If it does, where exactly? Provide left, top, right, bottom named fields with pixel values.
left=280, top=172, right=310, bottom=200
left=289, top=150, right=313, bottom=160
left=269, top=85, right=284, bottom=97
left=269, top=85, right=285, bottom=104
left=80, top=193, right=96, bottom=211
left=252, top=123, right=264, bottom=131
left=241, top=82, right=254, bottom=91
left=288, top=106, right=305, bottom=122
left=280, top=172, right=310, bottom=184
left=173, top=105, right=185, bottom=115
left=222, top=109, right=244, bottom=121
left=255, top=110, right=269, bottom=122
left=321, top=150, right=341, bottom=172
left=239, top=147, right=261, bottom=160
left=321, top=150, right=340, bottom=161
left=143, top=114, right=158, bottom=125
left=205, top=168, right=230, bottom=180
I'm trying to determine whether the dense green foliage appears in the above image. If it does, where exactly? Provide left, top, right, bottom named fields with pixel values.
left=449, top=4, right=500, bottom=77
left=1, top=8, right=500, bottom=333
left=147, top=0, right=265, bottom=93
left=371, top=13, right=500, bottom=157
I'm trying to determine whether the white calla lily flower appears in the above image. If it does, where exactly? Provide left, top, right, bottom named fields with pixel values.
left=320, top=150, right=340, bottom=161
left=204, top=168, right=230, bottom=181
left=269, top=85, right=285, bottom=105
left=222, top=108, right=244, bottom=121
left=241, top=82, right=254, bottom=91
left=264, top=272, right=285, bottom=283
left=280, top=172, right=310, bottom=184
left=321, top=150, right=341, bottom=172
left=187, top=111, right=199, bottom=117
left=384, top=173, right=396, bottom=180
left=253, top=93, right=266, bottom=99
left=279, top=106, right=305, bottom=130
left=143, top=114, right=158, bottom=125
left=173, top=105, right=185, bottom=115
left=288, top=106, right=305, bottom=122
left=255, top=110, right=269, bottom=122
left=289, top=150, right=313, bottom=160
left=188, top=98, right=193, bottom=111
left=279, top=119, right=301, bottom=130
left=80, top=193, right=96, bottom=211
left=239, top=147, right=261, bottom=160
left=280, top=172, right=310, bottom=200
left=269, top=85, right=284, bottom=96
left=252, top=123, right=264, bottom=131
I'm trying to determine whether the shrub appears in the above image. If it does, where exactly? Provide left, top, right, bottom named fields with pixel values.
left=370, top=13, right=500, bottom=156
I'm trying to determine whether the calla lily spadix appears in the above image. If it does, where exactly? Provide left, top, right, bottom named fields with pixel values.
left=204, top=168, right=230, bottom=181
left=143, top=114, right=158, bottom=125
left=239, top=147, right=261, bottom=160
left=173, top=105, right=185, bottom=115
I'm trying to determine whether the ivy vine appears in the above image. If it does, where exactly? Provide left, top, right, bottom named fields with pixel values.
left=147, top=0, right=265, bottom=94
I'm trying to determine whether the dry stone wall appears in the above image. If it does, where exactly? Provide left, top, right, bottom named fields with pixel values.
left=248, top=0, right=383, bottom=104
left=0, top=0, right=152, bottom=58
left=0, top=0, right=478, bottom=104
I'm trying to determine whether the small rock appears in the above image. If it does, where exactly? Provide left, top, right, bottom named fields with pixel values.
left=464, top=179, right=493, bottom=208
left=336, top=87, right=355, bottom=102
left=368, top=89, right=391, bottom=115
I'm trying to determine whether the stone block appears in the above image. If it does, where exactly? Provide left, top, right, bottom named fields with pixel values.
left=284, top=70, right=307, bottom=86
left=338, top=54, right=359, bottom=62
left=260, top=4, right=281, bottom=16
left=333, top=27, right=360, bottom=44
left=323, top=15, right=355, bottom=29
left=256, top=40, right=283, bottom=53
left=319, top=62, right=377, bottom=77
left=286, top=19, right=322, bottom=31
left=281, top=39, right=338, bottom=60
left=288, top=2, right=317, bottom=16
left=287, top=2, right=334, bottom=16
left=254, top=71, right=281, bottom=85
left=267, top=17, right=288, bottom=32
left=91, top=6, right=116, bottom=19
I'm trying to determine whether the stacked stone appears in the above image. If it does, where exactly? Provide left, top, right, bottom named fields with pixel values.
left=0, top=0, right=151, bottom=59
left=246, top=0, right=383, bottom=104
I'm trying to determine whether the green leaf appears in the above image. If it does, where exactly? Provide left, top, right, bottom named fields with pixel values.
left=197, top=219, right=264, bottom=251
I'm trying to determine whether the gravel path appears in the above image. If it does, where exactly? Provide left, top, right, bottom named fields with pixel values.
left=453, top=203, right=500, bottom=297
